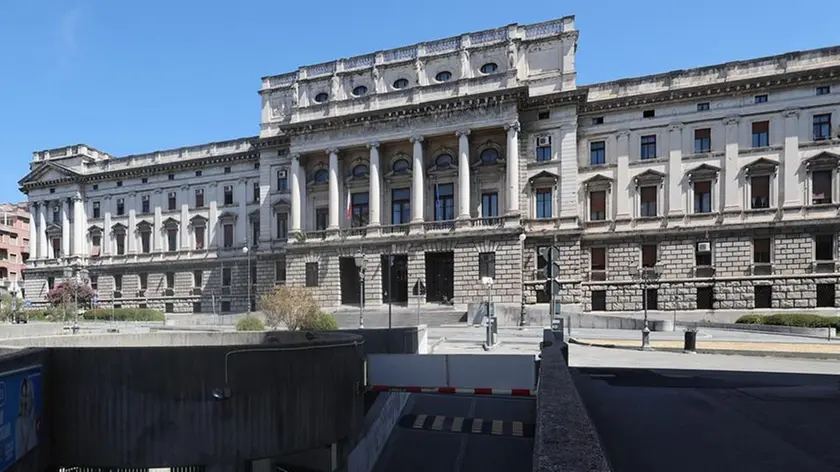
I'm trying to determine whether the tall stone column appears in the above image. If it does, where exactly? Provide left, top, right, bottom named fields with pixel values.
left=208, top=183, right=218, bottom=249
left=37, top=202, right=47, bottom=259
left=102, top=197, right=112, bottom=256
left=782, top=108, right=801, bottom=208
left=237, top=179, right=248, bottom=245
left=723, top=116, right=741, bottom=212
left=28, top=202, right=38, bottom=260
left=615, top=131, right=631, bottom=219
left=61, top=198, right=70, bottom=258
left=153, top=190, right=163, bottom=252
left=180, top=186, right=191, bottom=250
left=327, top=148, right=340, bottom=231
left=504, top=122, right=520, bottom=215
left=127, top=192, right=137, bottom=253
left=410, top=136, right=425, bottom=224
left=456, top=129, right=471, bottom=220
left=72, top=195, right=84, bottom=256
left=667, top=123, right=684, bottom=216
left=368, top=142, right=381, bottom=228
left=290, top=153, right=302, bottom=234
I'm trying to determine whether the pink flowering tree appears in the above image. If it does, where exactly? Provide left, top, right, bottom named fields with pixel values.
left=46, top=280, right=95, bottom=310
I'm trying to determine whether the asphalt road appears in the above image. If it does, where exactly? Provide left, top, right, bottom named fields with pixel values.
left=573, top=367, right=840, bottom=472
left=372, top=393, right=535, bottom=472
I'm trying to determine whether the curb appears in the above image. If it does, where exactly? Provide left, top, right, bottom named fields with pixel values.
left=568, top=337, right=840, bottom=360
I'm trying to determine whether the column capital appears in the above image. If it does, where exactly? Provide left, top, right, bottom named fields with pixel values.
left=326, top=147, right=340, bottom=155
left=668, top=122, right=684, bottom=132
left=456, top=128, right=471, bottom=138
left=154, top=188, right=163, bottom=194
left=783, top=108, right=801, bottom=119
left=290, top=152, right=301, bottom=160
left=367, top=141, right=380, bottom=149
left=238, top=178, right=248, bottom=185
left=104, top=194, right=113, bottom=200
left=723, top=115, right=740, bottom=126
left=208, top=181, right=218, bottom=188
left=179, top=184, right=190, bottom=191
left=410, top=135, right=424, bottom=144
left=128, top=191, right=137, bottom=198
left=504, top=121, right=520, bottom=132
left=616, top=129, right=631, bottom=139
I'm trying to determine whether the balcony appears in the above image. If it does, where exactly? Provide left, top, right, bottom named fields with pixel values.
left=471, top=217, right=503, bottom=228
left=694, top=265, right=716, bottom=278
left=423, top=220, right=456, bottom=232
left=381, top=224, right=410, bottom=235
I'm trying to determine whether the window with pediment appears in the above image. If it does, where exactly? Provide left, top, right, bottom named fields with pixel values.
left=435, top=153, right=453, bottom=169
left=163, top=218, right=179, bottom=252
left=473, top=142, right=504, bottom=170
left=742, top=158, right=778, bottom=210
left=634, top=170, right=665, bottom=218
left=190, top=215, right=207, bottom=250
left=352, top=164, right=369, bottom=179
left=137, top=221, right=152, bottom=253
left=804, top=152, right=840, bottom=205
left=583, top=174, right=613, bottom=222
left=686, top=164, right=719, bottom=214
left=112, top=223, right=127, bottom=255
left=392, top=159, right=410, bottom=174
left=529, top=171, right=559, bottom=219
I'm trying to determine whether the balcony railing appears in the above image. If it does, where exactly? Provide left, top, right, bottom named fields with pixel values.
left=472, top=217, right=503, bottom=228
left=302, top=230, right=327, bottom=241
left=424, top=220, right=456, bottom=232
left=382, top=224, right=411, bottom=235
left=342, top=227, right=367, bottom=238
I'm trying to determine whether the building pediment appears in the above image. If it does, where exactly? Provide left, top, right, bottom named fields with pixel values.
left=111, top=222, right=127, bottom=232
left=742, top=157, right=778, bottom=175
left=162, top=217, right=180, bottom=228
left=528, top=170, right=559, bottom=185
left=218, top=211, right=238, bottom=222
left=44, top=222, right=62, bottom=234
left=686, top=163, right=720, bottom=180
left=633, top=169, right=665, bottom=186
left=88, top=225, right=103, bottom=234
left=136, top=219, right=153, bottom=229
left=18, top=162, right=81, bottom=189
left=189, top=215, right=208, bottom=226
left=804, top=151, right=840, bottom=170
left=272, top=195, right=292, bottom=209
left=582, top=173, right=613, bottom=185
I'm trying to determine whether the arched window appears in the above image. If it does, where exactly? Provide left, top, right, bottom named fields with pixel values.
left=480, top=63, right=498, bottom=74
left=435, top=71, right=452, bottom=82
left=352, top=85, right=368, bottom=96
left=313, top=169, right=328, bottom=184
left=392, top=159, right=410, bottom=174
left=392, top=78, right=409, bottom=89
left=352, top=164, right=369, bottom=178
left=314, top=92, right=329, bottom=103
left=480, top=148, right=499, bottom=163
left=435, top=154, right=453, bottom=169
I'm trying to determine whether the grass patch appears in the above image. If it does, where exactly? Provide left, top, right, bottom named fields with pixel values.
left=735, top=313, right=840, bottom=329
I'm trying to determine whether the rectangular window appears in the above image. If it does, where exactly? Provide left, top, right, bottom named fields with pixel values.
left=639, top=186, right=657, bottom=217
left=116, top=199, right=125, bottom=216
left=168, top=174, right=175, bottom=181
left=538, top=111, right=550, bottom=120
left=141, top=195, right=150, bottom=213
left=223, top=224, right=234, bottom=248
left=640, top=135, right=657, bottom=160
left=47, top=277, right=55, bottom=290
left=114, top=274, right=123, bottom=291
left=224, top=186, right=234, bottom=205
left=591, top=290, right=607, bottom=311
left=817, top=86, right=831, bottom=96
left=813, top=114, right=832, bottom=141
left=753, top=285, right=773, bottom=308
left=750, top=175, right=770, bottom=209
left=194, top=226, right=205, bottom=250
left=115, top=233, right=125, bottom=255
left=275, top=258, right=286, bottom=282
left=590, top=141, right=606, bottom=165
left=51, top=237, right=61, bottom=258
left=250, top=264, right=257, bottom=285
left=52, top=206, right=59, bottom=224
left=694, top=181, right=712, bottom=213
left=694, top=128, right=711, bottom=153
left=392, top=188, right=411, bottom=225
left=168, top=192, right=177, bottom=211
left=90, top=275, right=98, bottom=291
left=696, top=242, right=712, bottom=267
left=815, top=234, right=834, bottom=261
left=812, top=170, right=832, bottom=204
left=642, top=109, right=655, bottom=118
left=817, top=283, right=836, bottom=307
left=478, top=252, right=496, bottom=279
left=253, top=181, right=260, bottom=203
left=752, top=121, right=770, bottom=148
left=220, top=301, right=231, bottom=312
left=592, top=117, right=604, bottom=125
left=251, top=221, right=260, bottom=246
left=589, top=190, right=606, bottom=221
left=276, top=213, right=288, bottom=239
left=305, top=262, right=319, bottom=287
left=697, top=102, right=710, bottom=112
left=277, top=170, right=288, bottom=191
left=642, top=244, right=657, bottom=268
left=315, top=208, right=329, bottom=231
left=351, top=192, right=370, bottom=227
left=166, top=272, right=175, bottom=289
left=93, top=201, right=101, bottom=219
left=754, top=238, right=771, bottom=263
left=195, top=170, right=202, bottom=177
left=224, top=167, right=231, bottom=174
left=222, top=268, right=231, bottom=287
left=536, top=137, right=552, bottom=162
left=116, top=181, right=123, bottom=187
left=141, top=178, right=148, bottom=184
left=536, top=188, right=552, bottom=219
left=140, top=232, right=151, bottom=253
left=481, top=192, right=498, bottom=218
left=195, top=188, right=205, bottom=208
left=193, top=302, right=202, bottom=313
left=591, top=247, right=606, bottom=271
left=754, top=94, right=768, bottom=104
left=434, top=183, right=454, bottom=221
left=139, top=273, right=148, bottom=290
left=644, top=288, right=658, bottom=310
left=167, top=229, right=178, bottom=252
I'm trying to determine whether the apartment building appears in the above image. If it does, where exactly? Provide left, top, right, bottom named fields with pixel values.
left=0, top=202, right=30, bottom=296
left=18, top=16, right=840, bottom=313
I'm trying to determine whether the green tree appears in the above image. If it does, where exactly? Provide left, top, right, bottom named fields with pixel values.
left=259, top=285, right=320, bottom=330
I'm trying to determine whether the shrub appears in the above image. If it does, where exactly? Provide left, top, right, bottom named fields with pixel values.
left=735, top=314, right=766, bottom=324
left=259, top=285, right=320, bottom=330
left=46, top=280, right=95, bottom=309
left=236, top=315, right=265, bottom=331
left=736, top=313, right=840, bottom=329
left=82, top=308, right=165, bottom=322
left=300, top=311, right=338, bottom=331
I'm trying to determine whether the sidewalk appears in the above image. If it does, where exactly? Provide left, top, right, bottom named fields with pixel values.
left=569, top=337, right=840, bottom=360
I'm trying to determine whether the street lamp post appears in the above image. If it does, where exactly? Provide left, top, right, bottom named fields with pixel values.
left=387, top=244, right=395, bottom=330
left=354, top=249, right=367, bottom=329
left=630, top=265, right=663, bottom=351
left=518, top=233, right=527, bottom=328
left=242, top=246, right=251, bottom=313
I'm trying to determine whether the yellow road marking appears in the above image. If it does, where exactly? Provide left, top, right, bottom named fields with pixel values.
left=512, top=421, right=524, bottom=437
left=491, top=420, right=503, bottom=435
left=431, top=415, right=445, bottom=431
left=451, top=417, right=464, bottom=433
left=471, top=418, right=483, bottom=434
left=412, top=414, right=427, bottom=429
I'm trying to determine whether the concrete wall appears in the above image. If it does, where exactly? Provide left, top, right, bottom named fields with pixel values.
left=340, top=325, right=428, bottom=354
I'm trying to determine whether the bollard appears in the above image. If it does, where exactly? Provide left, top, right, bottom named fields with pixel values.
left=683, top=329, right=697, bottom=354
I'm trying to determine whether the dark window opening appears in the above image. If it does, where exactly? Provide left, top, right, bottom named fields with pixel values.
left=591, top=290, right=607, bottom=311
left=815, top=234, right=835, bottom=261
left=750, top=175, right=770, bottom=209
left=754, top=238, right=771, bottom=263
left=478, top=252, right=495, bottom=279
left=752, top=121, right=769, bottom=148
left=697, top=287, right=714, bottom=309
left=644, top=288, right=658, bottom=310
left=640, top=186, right=657, bottom=217
left=643, top=109, right=655, bottom=118
left=305, top=262, right=319, bottom=287
left=642, top=244, right=657, bottom=268
left=640, top=135, right=657, bottom=160
left=351, top=192, right=369, bottom=228
left=694, top=128, right=711, bottom=153
left=434, top=183, right=454, bottom=221
left=694, top=180, right=712, bottom=213
left=817, top=283, right=836, bottom=307
left=812, top=170, right=832, bottom=204
left=813, top=114, right=832, bottom=141
left=392, top=188, right=411, bottom=225
left=536, top=188, right=553, bottom=219
left=755, top=285, right=772, bottom=309
left=590, top=141, right=606, bottom=165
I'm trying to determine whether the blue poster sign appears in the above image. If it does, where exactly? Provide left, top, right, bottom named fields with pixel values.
left=0, top=366, right=42, bottom=471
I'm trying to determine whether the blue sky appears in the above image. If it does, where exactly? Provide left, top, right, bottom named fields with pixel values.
left=1, top=0, right=838, bottom=203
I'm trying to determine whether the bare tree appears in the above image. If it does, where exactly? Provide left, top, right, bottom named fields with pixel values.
left=259, top=285, right=319, bottom=330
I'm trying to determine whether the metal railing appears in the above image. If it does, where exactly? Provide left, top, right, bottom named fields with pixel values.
left=424, top=220, right=456, bottom=232
left=472, top=217, right=503, bottom=228
left=382, top=224, right=411, bottom=235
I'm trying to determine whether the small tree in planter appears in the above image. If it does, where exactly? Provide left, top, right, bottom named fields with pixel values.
left=259, top=285, right=320, bottom=330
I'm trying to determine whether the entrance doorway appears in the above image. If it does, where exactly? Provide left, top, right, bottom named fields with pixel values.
left=339, top=257, right=363, bottom=305
left=381, top=254, right=409, bottom=304
left=425, top=252, right=454, bottom=303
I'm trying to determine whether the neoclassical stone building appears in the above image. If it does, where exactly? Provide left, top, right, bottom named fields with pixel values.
left=19, top=16, right=840, bottom=314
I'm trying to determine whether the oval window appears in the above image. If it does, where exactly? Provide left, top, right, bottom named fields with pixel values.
left=435, top=154, right=453, bottom=169
left=314, top=92, right=329, bottom=103
left=392, top=159, right=410, bottom=173
left=435, top=71, right=452, bottom=82
left=314, top=169, right=329, bottom=184
left=480, top=63, right=498, bottom=74
left=392, top=78, right=409, bottom=89
left=352, top=85, right=368, bottom=96
left=352, top=164, right=369, bottom=178
left=480, top=149, right=499, bottom=163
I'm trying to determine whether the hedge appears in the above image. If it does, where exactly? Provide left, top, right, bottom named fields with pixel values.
left=236, top=315, right=265, bottom=332
left=299, top=311, right=339, bottom=331
left=735, top=313, right=840, bottom=329
left=82, top=308, right=165, bottom=322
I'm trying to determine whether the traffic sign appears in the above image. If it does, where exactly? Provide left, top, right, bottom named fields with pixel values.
left=23, top=300, right=31, bottom=308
